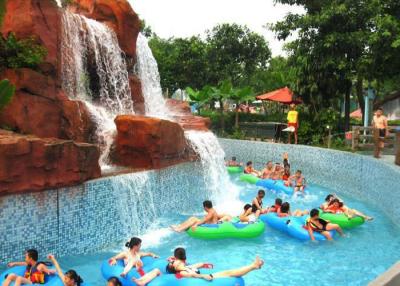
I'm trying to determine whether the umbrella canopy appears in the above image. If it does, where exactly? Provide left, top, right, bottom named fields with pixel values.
left=350, top=108, right=363, bottom=119
left=256, top=87, right=302, bottom=104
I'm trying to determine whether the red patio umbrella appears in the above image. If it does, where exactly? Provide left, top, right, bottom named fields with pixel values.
left=256, top=87, right=302, bottom=104
left=350, top=108, right=362, bottom=119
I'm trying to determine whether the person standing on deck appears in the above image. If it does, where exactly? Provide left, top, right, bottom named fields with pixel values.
left=372, top=107, right=388, bottom=158
left=287, top=103, right=299, bottom=144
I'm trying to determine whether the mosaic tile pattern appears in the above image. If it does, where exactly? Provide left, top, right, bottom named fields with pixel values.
left=0, top=163, right=206, bottom=262
left=219, top=138, right=400, bottom=226
left=1, top=140, right=399, bottom=262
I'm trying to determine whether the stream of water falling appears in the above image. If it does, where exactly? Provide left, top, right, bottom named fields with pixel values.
left=61, top=12, right=134, bottom=167
left=136, top=33, right=171, bottom=118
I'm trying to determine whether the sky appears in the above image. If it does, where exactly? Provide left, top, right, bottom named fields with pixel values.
left=129, top=0, right=304, bottom=56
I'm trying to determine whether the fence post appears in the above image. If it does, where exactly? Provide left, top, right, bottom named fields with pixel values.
left=395, top=129, right=400, bottom=166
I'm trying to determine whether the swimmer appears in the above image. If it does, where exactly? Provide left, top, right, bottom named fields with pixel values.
left=244, top=161, right=261, bottom=176
left=47, top=254, right=83, bottom=286
left=171, top=200, right=232, bottom=232
left=239, top=204, right=259, bottom=223
left=306, top=209, right=344, bottom=241
left=3, top=249, right=56, bottom=286
left=251, top=190, right=267, bottom=214
left=226, top=156, right=242, bottom=167
left=266, top=198, right=283, bottom=213
left=108, top=237, right=159, bottom=278
left=277, top=202, right=308, bottom=217
left=165, top=248, right=263, bottom=281
left=260, top=161, right=274, bottom=179
left=290, top=170, right=306, bottom=193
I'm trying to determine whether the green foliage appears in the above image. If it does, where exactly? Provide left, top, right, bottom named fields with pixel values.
left=0, top=33, right=47, bottom=70
left=388, top=120, right=400, bottom=126
left=140, top=19, right=153, bottom=38
left=149, top=24, right=271, bottom=93
left=0, top=79, right=15, bottom=111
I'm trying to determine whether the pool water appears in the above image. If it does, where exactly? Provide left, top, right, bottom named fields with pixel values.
left=2, top=175, right=399, bottom=286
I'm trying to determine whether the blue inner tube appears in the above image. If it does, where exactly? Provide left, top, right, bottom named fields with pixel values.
left=256, top=179, right=308, bottom=195
left=102, top=257, right=245, bottom=286
left=0, top=265, right=89, bottom=286
left=260, top=213, right=335, bottom=241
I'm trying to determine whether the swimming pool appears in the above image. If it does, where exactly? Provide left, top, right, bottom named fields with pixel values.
left=3, top=175, right=397, bottom=286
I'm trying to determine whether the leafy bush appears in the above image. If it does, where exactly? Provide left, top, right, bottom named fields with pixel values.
left=388, top=120, right=400, bottom=126
left=0, top=79, right=15, bottom=111
left=0, top=33, right=47, bottom=70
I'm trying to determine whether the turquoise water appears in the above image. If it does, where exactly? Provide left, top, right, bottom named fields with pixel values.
left=1, top=175, right=399, bottom=286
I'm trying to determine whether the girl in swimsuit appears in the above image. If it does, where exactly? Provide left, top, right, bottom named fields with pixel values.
left=290, top=170, right=306, bottom=193
left=47, top=254, right=83, bottom=286
left=108, top=237, right=159, bottom=278
left=277, top=202, right=308, bottom=218
left=282, top=165, right=291, bottom=186
left=325, top=198, right=373, bottom=221
left=251, top=190, right=267, bottom=214
left=239, top=204, right=259, bottom=223
left=164, top=248, right=264, bottom=282
left=306, top=209, right=344, bottom=241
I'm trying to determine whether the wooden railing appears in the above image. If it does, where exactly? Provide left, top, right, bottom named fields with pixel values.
left=350, top=126, right=398, bottom=150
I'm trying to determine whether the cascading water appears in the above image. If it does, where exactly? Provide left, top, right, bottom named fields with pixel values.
left=135, top=33, right=241, bottom=209
left=136, top=33, right=171, bottom=118
left=61, top=12, right=134, bottom=167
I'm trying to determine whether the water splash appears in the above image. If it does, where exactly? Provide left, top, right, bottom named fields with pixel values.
left=136, top=33, right=171, bottom=118
left=61, top=12, right=134, bottom=167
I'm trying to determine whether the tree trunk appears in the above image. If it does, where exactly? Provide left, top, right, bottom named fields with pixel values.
left=235, top=101, right=239, bottom=129
left=219, top=98, right=225, bottom=133
left=356, top=75, right=364, bottom=122
left=344, top=87, right=351, bottom=131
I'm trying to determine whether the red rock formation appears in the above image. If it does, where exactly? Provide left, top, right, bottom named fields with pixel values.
left=2, top=0, right=61, bottom=76
left=0, top=130, right=101, bottom=195
left=113, top=115, right=192, bottom=169
left=166, top=99, right=211, bottom=131
left=0, top=69, right=96, bottom=142
left=69, top=0, right=140, bottom=58
left=129, top=75, right=145, bottom=114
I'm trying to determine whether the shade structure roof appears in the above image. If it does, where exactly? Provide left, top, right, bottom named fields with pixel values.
left=256, top=87, right=302, bottom=104
left=350, top=108, right=363, bottom=119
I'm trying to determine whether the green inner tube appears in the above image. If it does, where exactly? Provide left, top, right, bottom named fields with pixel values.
left=186, top=220, right=265, bottom=239
left=226, top=166, right=243, bottom=174
left=239, top=174, right=260, bottom=184
left=319, top=211, right=365, bottom=229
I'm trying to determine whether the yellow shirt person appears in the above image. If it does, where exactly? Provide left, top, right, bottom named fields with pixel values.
left=287, top=104, right=298, bottom=144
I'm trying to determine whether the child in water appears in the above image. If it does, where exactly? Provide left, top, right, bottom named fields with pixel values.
left=108, top=237, right=159, bottom=278
left=306, top=209, right=344, bottom=241
left=239, top=204, right=259, bottom=223
left=47, top=254, right=83, bottom=286
left=3, top=249, right=56, bottom=286
left=290, top=170, right=306, bottom=193
left=244, top=161, right=261, bottom=176
left=278, top=202, right=308, bottom=217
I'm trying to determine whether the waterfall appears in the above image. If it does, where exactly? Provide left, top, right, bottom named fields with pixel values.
left=136, top=33, right=240, bottom=206
left=136, top=33, right=171, bottom=118
left=61, top=12, right=134, bottom=167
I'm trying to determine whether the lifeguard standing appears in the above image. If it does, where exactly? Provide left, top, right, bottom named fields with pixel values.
left=287, top=103, right=298, bottom=144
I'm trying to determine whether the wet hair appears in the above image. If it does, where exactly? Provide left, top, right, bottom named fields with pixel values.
left=232, top=156, right=236, bottom=161
left=203, top=200, right=212, bottom=209
left=107, top=277, right=122, bottom=286
left=377, top=107, right=383, bottom=111
left=244, top=204, right=252, bottom=210
left=257, top=190, right=265, bottom=196
left=65, top=270, right=83, bottom=286
left=310, top=208, right=319, bottom=217
left=275, top=198, right=283, bottom=206
left=26, top=249, right=38, bottom=261
left=174, top=247, right=186, bottom=260
left=125, top=237, right=142, bottom=249
left=296, top=170, right=302, bottom=174
left=329, top=198, right=343, bottom=208
left=246, top=161, right=252, bottom=166
left=283, top=159, right=290, bottom=167
left=280, top=202, right=290, bottom=213
left=266, top=161, right=272, bottom=165
left=325, top=194, right=335, bottom=202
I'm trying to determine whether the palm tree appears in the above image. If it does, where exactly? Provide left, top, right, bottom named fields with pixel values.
left=229, top=86, right=255, bottom=129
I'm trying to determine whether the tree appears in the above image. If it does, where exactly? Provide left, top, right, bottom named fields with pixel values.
left=272, top=0, right=400, bottom=130
left=185, top=85, right=213, bottom=113
left=206, top=24, right=271, bottom=87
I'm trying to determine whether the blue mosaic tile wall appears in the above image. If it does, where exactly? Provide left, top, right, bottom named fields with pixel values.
left=219, top=138, right=400, bottom=226
left=0, top=162, right=206, bottom=262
